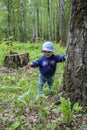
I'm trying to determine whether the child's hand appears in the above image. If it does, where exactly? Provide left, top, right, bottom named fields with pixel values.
left=65, top=55, right=68, bottom=61
left=28, top=62, right=33, bottom=67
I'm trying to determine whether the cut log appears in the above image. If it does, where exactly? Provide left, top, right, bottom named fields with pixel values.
left=4, top=51, right=29, bottom=68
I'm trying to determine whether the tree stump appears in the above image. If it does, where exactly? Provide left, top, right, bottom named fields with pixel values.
left=4, top=51, right=29, bottom=68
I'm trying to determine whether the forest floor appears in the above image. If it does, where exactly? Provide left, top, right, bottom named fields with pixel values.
left=0, top=66, right=87, bottom=130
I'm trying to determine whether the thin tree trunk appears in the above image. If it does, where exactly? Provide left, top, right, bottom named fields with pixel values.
left=60, top=0, right=66, bottom=46
left=20, top=0, right=27, bottom=43
left=7, top=0, right=12, bottom=37
left=12, top=10, right=17, bottom=41
left=47, top=0, right=52, bottom=40
left=63, top=0, right=87, bottom=105
left=36, top=7, right=40, bottom=38
left=56, top=0, right=61, bottom=43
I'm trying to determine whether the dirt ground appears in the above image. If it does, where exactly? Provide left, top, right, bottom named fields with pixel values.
left=0, top=66, right=87, bottom=130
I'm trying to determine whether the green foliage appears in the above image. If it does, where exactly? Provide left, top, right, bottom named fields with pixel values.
left=0, top=42, right=86, bottom=129
left=5, top=116, right=24, bottom=130
left=52, top=97, right=82, bottom=126
left=80, top=124, right=87, bottom=130
left=0, top=0, right=70, bottom=42
left=0, top=42, right=79, bottom=130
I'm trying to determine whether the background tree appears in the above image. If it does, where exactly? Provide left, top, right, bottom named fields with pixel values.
left=20, top=0, right=27, bottom=42
left=60, top=0, right=66, bottom=46
left=56, top=0, right=61, bottom=43
left=7, top=0, right=12, bottom=37
left=0, top=0, right=70, bottom=43
left=63, top=0, right=87, bottom=105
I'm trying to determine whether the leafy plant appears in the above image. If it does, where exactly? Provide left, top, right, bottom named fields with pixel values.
left=80, top=124, right=87, bottom=130
left=0, top=42, right=66, bottom=129
left=52, top=97, right=82, bottom=126
left=5, top=116, right=24, bottom=130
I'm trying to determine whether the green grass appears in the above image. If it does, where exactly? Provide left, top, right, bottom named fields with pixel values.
left=0, top=42, right=66, bottom=100
left=0, top=41, right=66, bottom=129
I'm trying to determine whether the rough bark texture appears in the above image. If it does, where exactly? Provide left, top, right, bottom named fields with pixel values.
left=4, top=51, right=29, bottom=68
left=63, top=0, right=87, bottom=105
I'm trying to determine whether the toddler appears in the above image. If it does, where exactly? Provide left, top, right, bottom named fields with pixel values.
left=28, top=41, right=66, bottom=96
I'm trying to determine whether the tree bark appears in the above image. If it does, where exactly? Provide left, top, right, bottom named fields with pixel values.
left=7, top=0, right=12, bottom=37
left=63, top=1, right=87, bottom=105
left=56, top=0, right=61, bottom=43
left=47, top=0, right=52, bottom=40
left=36, top=6, right=40, bottom=38
left=20, top=0, right=27, bottom=43
left=60, top=0, right=66, bottom=46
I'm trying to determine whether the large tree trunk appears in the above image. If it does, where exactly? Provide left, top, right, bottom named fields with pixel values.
left=63, top=1, right=87, bottom=105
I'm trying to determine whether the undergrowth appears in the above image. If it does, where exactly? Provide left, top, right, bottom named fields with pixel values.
left=0, top=41, right=85, bottom=130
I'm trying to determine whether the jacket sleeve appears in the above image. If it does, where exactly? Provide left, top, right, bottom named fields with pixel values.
left=32, top=57, right=42, bottom=67
left=55, top=55, right=66, bottom=62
